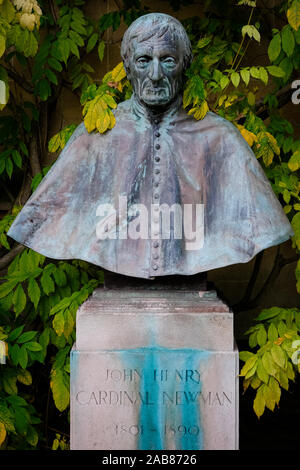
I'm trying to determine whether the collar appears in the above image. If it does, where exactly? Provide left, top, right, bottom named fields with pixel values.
left=131, top=93, right=182, bottom=125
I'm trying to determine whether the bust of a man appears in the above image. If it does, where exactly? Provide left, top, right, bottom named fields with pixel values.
left=8, top=13, right=293, bottom=279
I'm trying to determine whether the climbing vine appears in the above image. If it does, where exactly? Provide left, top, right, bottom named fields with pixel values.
left=0, top=0, right=299, bottom=449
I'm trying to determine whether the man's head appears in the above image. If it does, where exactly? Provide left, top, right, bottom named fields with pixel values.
left=121, top=13, right=192, bottom=109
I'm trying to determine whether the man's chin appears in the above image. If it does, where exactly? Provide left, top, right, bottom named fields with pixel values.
left=141, top=95, right=171, bottom=108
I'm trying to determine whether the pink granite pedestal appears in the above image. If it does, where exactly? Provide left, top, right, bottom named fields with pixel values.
left=70, top=289, right=239, bottom=450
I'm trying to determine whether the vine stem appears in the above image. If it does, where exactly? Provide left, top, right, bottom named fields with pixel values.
left=231, top=7, right=254, bottom=70
left=214, top=7, right=255, bottom=107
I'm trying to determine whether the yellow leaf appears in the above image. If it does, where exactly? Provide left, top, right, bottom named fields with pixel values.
left=237, top=125, right=257, bottom=147
left=193, top=100, right=209, bottom=120
left=265, top=131, right=280, bottom=155
left=218, top=94, right=227, bottom=107
left=48, top=132, right=62, bottom=153
left=50, top=368, right=69, bottom=412
left=287, top=0, right=300, bottom=31
left=17, top=368, right=32, bottom=385
left=0, top=35, right=5, bottom=58
left=0, top=422, right=6, bottom=447
left=111, top=62, right=126, bottom=82
left=288, top=150, right=300, bottom=171
left=96, top=108, right=110, bottom=134
left=108, top=111, right=116, bottom=129
left=83, top=95, right=106, bottom=133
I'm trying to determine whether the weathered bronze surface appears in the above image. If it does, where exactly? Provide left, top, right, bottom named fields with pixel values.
left=8, top=13, right=293, bottom=279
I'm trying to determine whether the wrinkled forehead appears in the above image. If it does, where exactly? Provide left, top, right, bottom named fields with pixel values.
left=127, top=26, right=183, bottom=58
left=130, top=32, right=180, bottom=57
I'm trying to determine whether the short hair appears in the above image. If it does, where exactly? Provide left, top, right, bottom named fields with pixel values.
left=121, top=13, right=193, bottom=72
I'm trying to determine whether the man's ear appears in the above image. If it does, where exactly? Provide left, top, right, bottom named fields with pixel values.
left=123, top=60, right=131, bottom=81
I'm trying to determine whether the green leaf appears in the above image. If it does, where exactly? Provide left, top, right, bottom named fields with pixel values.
left=11, top=150, right=22, bottom=168
left=63, top=310, right=74, bottom=339
left=9, top=344, right=20, bottom=366
left=58, top=39, right=70, bottom=65
left=231, top=72, right=240, bottom=88
left=17, top=331, right=37, bottom=344
left=281, top=25, right=295, bottom=57
left=268, top=323, right=278, bottom=342
left=253, top=386, right=265, bottom=418
left=12, top=284, right=26, bottom=317
left=269, top=376, right=281, bottom=404
left=87, top=32, right=98, bottom=53
left=257, top=326, right=267, bottom=347
left=7, top=325, right=24, bottom=342
left=256, top=358, right=269, bottom=384
left=53, top=311, right=65, bottom=336
left=14, top=406, right=29, bottom=435
left=262, top=383, right=276, bottom=411
left=98, top=40, right=105, bottom=61
left=268, top=33, right=281, bottom=62
left=277, top=369, right=289, bottom=390
left=45, top=68, right=58, bottom=85
left=256, top=307, right=282, bottom=321
left=267, top=65, right=285, bottom=77
left=259, top=67, right=268, bottom=85
left=271, top=344, right=286, bottom=368
left=0, top=402, right=15, bottom=433
left=250, top=66, right=261, bottom=79
left=239, top=351, right=254, bottom=362
left=0, top=35, right=5, bottom=59
left=262, top=351, right=277, bottom=376
left=50, top=368, right=70, bottom=412
left=240, top=355, right=257, bottom=375
left=0, top=0, right=15, bottom=23
left=24, top=341, right=42, bottom=351
left=0, top=279, right=18, bottom=299
left=39, top=327, right=50, bottom=350
left=6, top=157, right=13, bottom=179
left=18, top=345, right=28, bottom=369
left=278, top=320, right=287, bottom=337
left=28, top=277, right=41, bottom=309
left=196, top=37, right=211, bottom=48
left=240, top=68, right=250, bottom=86
left=48, top=57, right=63, bottom=72
left=249, top=330, right=258, bottom=348
left=41, top=271, right=55, bottom=295
left=37, top=78, right=51, bottom=101
left=242, top=25, right=260, bottom=42
left=2, top=370, right=17, bottom=395
left=26, top=425, right=38, bottom=447
left=53, top=268, right=67, bottom=287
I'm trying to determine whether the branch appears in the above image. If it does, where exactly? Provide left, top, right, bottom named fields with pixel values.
left=0, top=244, right=24, bottom=270
left=29, top=134, right=42, bottom=176
left=2, top=65, right=34, bottom=94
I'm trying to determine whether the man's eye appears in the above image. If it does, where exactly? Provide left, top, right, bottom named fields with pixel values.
left=137, top=57, right=150, bottom=65
left=162, top=57, right=176, bottom=65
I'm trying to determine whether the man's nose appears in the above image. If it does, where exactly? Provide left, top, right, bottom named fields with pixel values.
left=148, top=58, right=163, bottom=82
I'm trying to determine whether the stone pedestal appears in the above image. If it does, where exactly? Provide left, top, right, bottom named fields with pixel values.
left=70, top=289, right=239, bottom=450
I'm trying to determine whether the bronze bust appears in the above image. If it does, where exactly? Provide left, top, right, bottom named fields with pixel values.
left=8, top=13, right=293, bottom=279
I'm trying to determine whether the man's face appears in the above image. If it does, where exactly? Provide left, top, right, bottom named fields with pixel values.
left=127, top=33, right=185, bottom=109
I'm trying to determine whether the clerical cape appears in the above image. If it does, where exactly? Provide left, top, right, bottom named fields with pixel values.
left=8, top=96, right=293, bottom=278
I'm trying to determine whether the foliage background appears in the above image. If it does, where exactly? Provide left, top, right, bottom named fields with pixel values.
left=0, top=0, right=299, bottom=450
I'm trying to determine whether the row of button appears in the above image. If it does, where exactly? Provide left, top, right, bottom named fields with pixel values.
left=152, top=120, right=161, bottom=271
